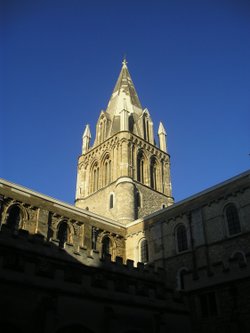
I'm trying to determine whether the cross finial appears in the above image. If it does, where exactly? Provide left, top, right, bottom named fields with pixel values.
left=122, top=55, right=128, bottom=67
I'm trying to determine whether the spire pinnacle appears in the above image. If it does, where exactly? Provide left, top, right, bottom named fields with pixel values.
left=158, top=122, right=166, bottom=135
left=82, top=124, right=91, bottom=154
left=82, top=124, right=91, bottom=138
left=122, top=56, right=128, bottom=68
left=158, top=122, right=167, bottom=152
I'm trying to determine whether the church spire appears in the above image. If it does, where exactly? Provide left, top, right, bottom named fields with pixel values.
left=106, top=59, right=143, bottom=116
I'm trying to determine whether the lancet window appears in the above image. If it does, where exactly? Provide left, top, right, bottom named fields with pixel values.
left=92, top=162, right=99, bottom=192
left=150, top=156, right=157, bottom=190
left=104, top=155, right=111, bottom=186
left=137, top=150, right=145, bottom=184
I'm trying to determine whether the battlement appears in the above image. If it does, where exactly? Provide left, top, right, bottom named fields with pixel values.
left=0, top=225, right=182, bottom=306
left=183, top=253, right=250, bottom=291
left=0, top=225, right=164, bottom=278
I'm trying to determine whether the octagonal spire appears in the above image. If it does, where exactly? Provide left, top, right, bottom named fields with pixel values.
left=106, top=59, right=143, bottom=116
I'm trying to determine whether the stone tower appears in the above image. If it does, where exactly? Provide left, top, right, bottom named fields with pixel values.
left=75, top=60, right=174, bottom=224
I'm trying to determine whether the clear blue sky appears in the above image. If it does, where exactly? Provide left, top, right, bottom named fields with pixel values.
left=1, top=0, right=250, bottom=204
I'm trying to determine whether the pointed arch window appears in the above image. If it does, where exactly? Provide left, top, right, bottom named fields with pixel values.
left=102, top=236, right=111, bottom=259
left=150, top=156, right=157, bottom=190
left=92, top=162, right=99, bottom=192
left=137, top=150, right=144, bottom=183
left=6, top=205, right=22, bottom=232
left=104, top=155, right=111, bottom=186
left=140, top=239, right=149, bottom=263
left=176, top=224, right=188, bottom=252
left=225, top=204, right=241, bottom=236
left=57, top=221, right=68, bottom=248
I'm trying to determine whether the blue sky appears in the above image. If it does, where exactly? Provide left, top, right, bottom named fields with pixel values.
left=1, top=0, right=250, bottom=204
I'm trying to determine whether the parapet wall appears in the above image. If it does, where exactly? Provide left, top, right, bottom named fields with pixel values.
left=0, top=225, right=185, bottom=310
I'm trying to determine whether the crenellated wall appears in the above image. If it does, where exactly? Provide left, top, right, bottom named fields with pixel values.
left=0, top=216, right=190, bottom=333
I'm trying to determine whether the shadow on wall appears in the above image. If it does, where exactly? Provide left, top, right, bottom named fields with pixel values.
left=56, top=325, right=94, bottom=333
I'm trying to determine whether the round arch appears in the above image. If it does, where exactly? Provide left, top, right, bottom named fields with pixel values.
left=56, top=219, right=74, bottom=248
left=138, top=237, right=149, bottom=264
left=97, top=232, right=117, bottom=260
left=223, top=202, right=241, bottom=236
left=4, top=203, right=28, bottom=231
left=174, top=223, right=188, bottom=253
